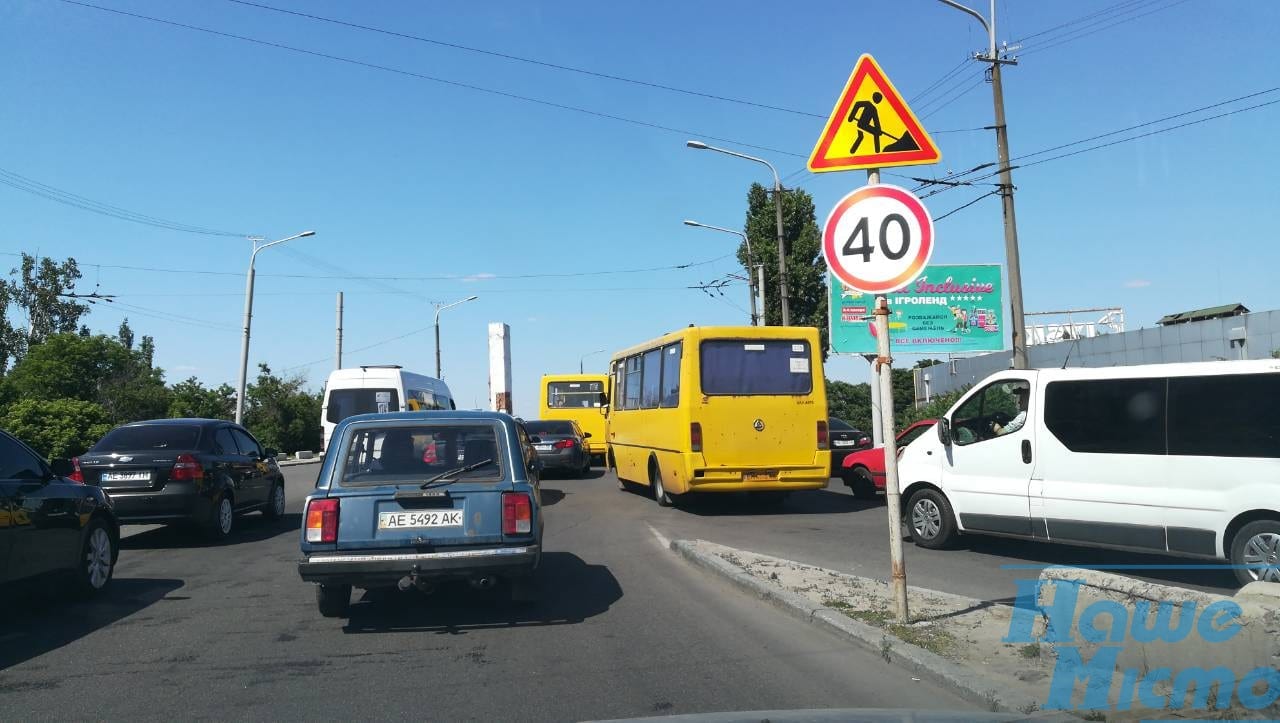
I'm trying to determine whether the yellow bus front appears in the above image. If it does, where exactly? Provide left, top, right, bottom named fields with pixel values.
left=608, top=326, right=830, bottom=496
left=538, top=374, right=609, bottom=456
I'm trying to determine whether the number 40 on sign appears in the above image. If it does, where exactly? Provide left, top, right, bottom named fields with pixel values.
left=821, top=184, right=935, bottom=294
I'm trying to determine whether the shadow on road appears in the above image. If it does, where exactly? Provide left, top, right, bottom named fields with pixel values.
left=539, top=488, right=567, bottom=506
left=958, top=535, right=1238, bottom=592
left=340, top=551, right=621, bottom=635
left=0, top=577, right=185, bottom=671
left=540, top=468, right=608, bottom=481
left=677, top=489, right=879, bottom=517
left=121, top=513, right=301, bottom=550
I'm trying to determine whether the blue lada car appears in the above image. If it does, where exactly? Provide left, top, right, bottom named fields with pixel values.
left=298, top=411, right=543, bottom=617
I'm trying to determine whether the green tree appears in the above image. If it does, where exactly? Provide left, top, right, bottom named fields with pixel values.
left=827, top=379, right=872, bottom=432
left=6, top=254, right=88, bottom=355
left=740, top=183, right=828, bottom=353
left=117, top=318, right=135, bottom=350
left=898, top=387, right=967, bottom=428
left=244, top=364, right=321, bottom=453
left=6, top=332, right=170, bottom=423
left=1, top=398, right=113, bottom=458
left=168, top=377, right=236, bottom=420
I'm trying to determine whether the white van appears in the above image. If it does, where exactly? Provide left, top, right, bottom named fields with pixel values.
left=896, top=360, right=1280, bottom=585
left=320, top=366, right=454, bottom=452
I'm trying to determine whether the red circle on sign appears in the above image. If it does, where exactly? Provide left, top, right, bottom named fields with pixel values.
left=822, top=184, right=934, bottom=294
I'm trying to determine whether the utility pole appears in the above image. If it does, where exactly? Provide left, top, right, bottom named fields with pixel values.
left=335, top=291, right=343, bottom=370
left=433, top=295, right=479, bottom=379
left=937, top=0, right=1028, bottom=368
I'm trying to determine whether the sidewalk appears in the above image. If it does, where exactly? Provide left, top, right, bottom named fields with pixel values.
left=672, top=538, right=1280, bottom=721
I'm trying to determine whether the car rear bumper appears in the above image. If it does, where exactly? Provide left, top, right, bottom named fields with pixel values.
left=297, top=544, right=541, bottom=586
left=105, top=482, right=212, bottom=523
left=536, top=449, right=585, bottom=469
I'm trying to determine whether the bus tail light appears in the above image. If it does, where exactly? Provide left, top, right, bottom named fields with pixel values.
left=305, top=498, right=339, bottom=543
left=690, top=422, right=703, bottom=453
left=502, top=492, right=532, bottom=534
left=817, top=421, right=829, bottom=450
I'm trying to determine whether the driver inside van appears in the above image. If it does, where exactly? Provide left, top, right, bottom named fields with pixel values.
left=992, top=385, right=1030, bottom=437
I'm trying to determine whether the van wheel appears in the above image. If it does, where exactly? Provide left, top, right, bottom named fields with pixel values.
left=1230, top=520, right=1280, bottom=586
left=650, top=460, right=673, bottom=507
left=847, top=468, right=878, bottom=500
left=316, top=583, right=352, bottom=618
left=907, top=488, right=957, bottom=549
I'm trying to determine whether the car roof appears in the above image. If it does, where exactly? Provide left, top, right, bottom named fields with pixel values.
left=116, top=418, right=228, bottom=428
left=342, top=410, right=513, bottom=425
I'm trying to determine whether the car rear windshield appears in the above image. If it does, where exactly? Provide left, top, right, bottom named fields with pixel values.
left=525, top=421, right=573, bottom=436
left=326, top=388, right=399, bottom=423
left=92, top=425, right=203, bottom=452
left=339, top=423, right=504, bottom=486
left=546, top=380, right=605, bottom=409
left=829, top=418, right=854, bottom=431
left=700, top=339, right=813, bottom=395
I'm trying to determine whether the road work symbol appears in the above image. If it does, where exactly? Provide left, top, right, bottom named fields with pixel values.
left=809, top=54, right=940, bottom=172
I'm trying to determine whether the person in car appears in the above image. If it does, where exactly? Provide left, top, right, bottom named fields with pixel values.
left=374, top=431, right=420, bottom=475
left=992, top=385, right=1030, bottom=437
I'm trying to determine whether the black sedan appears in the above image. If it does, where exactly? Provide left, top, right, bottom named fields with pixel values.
left=828, top=418, right=872, bottom=475
left=523, top=420, right=592, bottom=478
left=76, top=418, right=285, bottom=540
left=0, top=429, right=120, bottom=598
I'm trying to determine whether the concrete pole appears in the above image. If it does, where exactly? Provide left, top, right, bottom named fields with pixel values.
left=335, top=291, right=343, bottom=370
left=488, top=322, right=513, bottom=414
left=774, top=177, right=790, bottom=326
left=990, top=61, right=1028, bottom=370
left=756, top=264, right=767, bottom=327
left=234, top=264, right=256, bottom=425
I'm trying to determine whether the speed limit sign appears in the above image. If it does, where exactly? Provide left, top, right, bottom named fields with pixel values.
left=822, top=184, right=934, bottom=294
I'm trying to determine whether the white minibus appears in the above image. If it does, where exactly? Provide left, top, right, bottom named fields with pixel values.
left=320, top=365, right=454, bottom=452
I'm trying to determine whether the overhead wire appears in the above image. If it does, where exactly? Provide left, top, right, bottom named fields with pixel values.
left=58, top=0, right=806, bottom=159
left=221, top=0, right=823, bottom=119
left=1018, top=0, right=1192, bottom=57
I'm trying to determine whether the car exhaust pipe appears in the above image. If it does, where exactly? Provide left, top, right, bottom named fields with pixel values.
left=469, top=576, right=497, bottom=590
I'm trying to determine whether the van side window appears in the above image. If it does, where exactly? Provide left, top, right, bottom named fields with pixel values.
left=640, top=348, right=662, bottom=408
left=951, top=380, right=1031, bottom=446
left=1168, top=373, right=1280, bottom=459
left=660, top=342, right=682, bottom=408
left=1044, top=378, right=1166, bottom=455
left=624, top=356, right=643, bottom=410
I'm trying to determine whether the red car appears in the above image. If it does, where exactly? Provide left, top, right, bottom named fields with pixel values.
left=839, top=419, right=936, bottom=499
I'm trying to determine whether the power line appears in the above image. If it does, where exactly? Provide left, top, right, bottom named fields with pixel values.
left=1019, top=0, right=1191, bottom=57
left=920, top=77, right=986, bottom=120
left=933, top=190, right=1000, bottom=223
left=221, top=0, right=823, bottom=119
left=0, top=166, right=248, bottom=236
left=58, top=0, right=805, bottom=160
left=912, top=69, right=985, bottom=115
left=908, top=57, right=974, bottom=104
left=1012, top=0, right=1154, bottom=44
left=0, top=250, right=735, bottom=281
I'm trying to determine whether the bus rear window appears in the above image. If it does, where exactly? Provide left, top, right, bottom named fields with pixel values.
left=699, top=340, right=813, bottom=395
left=326, top=388, right=400, bottom=423
left=547, top=381, right=605, bottom=408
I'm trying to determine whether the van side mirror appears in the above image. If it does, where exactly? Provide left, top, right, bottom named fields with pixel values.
left=264, top=447, right=278, bottom=459
left=937, top=418, right=953, bottom=446
left=582, top=432, right=592, bottom=439
left=50, top=458, right=75, bottom=477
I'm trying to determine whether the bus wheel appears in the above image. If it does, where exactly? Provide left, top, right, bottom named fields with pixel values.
left=650, top=460, right=673, bottom=507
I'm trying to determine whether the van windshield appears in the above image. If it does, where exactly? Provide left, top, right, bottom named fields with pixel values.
left=326, top=388, right=400, bottom=423
left=339, top=423, right=503, bottom=486
left=700, top=339, right=813, bottom=395
left=547, top=381, right=605, bottom=408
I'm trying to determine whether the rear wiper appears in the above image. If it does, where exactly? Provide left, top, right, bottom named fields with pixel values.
left=420, top=459, right=494, bottom=489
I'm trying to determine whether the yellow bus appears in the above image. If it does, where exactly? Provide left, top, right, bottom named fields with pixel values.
left=538, top=374, right=609, bottom=459
left=606, top=326, right=830, bottom=506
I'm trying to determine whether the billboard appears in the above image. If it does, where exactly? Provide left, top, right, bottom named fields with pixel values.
left=829, top=264, right=1005, bottom=355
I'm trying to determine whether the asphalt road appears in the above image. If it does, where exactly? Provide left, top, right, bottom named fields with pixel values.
left=0, top=464, right=976, bottom=722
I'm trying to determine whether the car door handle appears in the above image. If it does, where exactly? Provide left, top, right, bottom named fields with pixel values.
left=1021, top=439, right=1032, bottom=464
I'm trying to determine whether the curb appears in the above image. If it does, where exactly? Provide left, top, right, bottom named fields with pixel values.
left=670, top=538, right=1048, bottom=717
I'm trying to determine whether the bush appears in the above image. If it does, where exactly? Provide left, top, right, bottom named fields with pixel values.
left=2, top=398, right=113, bottom=458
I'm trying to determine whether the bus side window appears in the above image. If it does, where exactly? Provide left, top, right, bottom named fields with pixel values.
left=660, top=342, right=682, bottom=408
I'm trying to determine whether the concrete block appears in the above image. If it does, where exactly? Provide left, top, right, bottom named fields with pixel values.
left=295, top=450, right=315, bottom=459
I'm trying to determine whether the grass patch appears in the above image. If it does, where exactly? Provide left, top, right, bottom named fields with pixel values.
left=1019, top=643, right=1041, bottom=659
left=821, top=599, right=958, bottom=658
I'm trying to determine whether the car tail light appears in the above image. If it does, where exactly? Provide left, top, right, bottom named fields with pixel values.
left=69, top=457, right=84, bottom=484
left=305, top=498, right=339, bottom=543
left=553, top=439, right=575, bottom=449
left=817, top=421, right=829, bottom=450
left=171, top=453, right=204, bottom=481
left=502, top=492, right=532, bottom=535
left=690, top=422, right=703, bottom=453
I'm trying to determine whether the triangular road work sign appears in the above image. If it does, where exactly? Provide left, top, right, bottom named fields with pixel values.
left=808, top=54, right=942, bottom=173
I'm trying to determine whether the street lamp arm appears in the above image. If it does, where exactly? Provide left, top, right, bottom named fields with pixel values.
left=250, top=230, right=316, bottom=264
left=935, top=0, right=995, bottom=57
left=688, top=141, right=780, bottom=188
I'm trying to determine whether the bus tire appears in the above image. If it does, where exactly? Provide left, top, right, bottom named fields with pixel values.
left=650, top=458, right=673, bottom=507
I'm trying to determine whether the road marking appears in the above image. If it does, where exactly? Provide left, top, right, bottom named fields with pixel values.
left=647, top=523, right=671, bottom=550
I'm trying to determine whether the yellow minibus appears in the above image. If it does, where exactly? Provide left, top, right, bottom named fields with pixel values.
left=538, top=374, right=609, bottom=459
left=606, top=326, right=830, bottom=505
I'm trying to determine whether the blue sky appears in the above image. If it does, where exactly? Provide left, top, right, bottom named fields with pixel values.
left=3, top=0, right=1278, bottom=416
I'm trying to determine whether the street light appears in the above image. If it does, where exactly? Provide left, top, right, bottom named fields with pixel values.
left=579, top=348, right=606, bottom=374
left=235, top=230, right=315, bottom=424
left=434, top=295, right=479, bottom=378
left=935, top=0, right=1028, bottom=369
left=683, top=219, right=765, bottom=326
left=686, top=140, right=790, bottom=326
